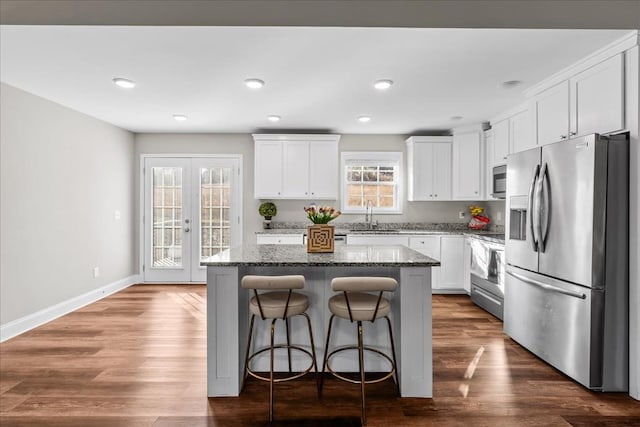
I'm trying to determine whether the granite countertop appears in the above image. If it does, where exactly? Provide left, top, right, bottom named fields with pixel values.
left=256, top=226, right=505, bottom=243
left=201, top=244, right=440, bottom=267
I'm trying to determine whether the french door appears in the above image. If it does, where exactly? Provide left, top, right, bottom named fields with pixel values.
left=143, top=156, right=242, bottom=282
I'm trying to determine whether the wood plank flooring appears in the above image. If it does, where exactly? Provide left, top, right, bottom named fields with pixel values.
left=1, top=285, right=638, bottom=426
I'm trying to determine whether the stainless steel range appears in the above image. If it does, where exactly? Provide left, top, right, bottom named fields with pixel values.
left=470, top=235, right=505, bottom=320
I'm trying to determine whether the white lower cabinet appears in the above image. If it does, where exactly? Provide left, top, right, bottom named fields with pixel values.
left=256, top=234, right=303, bottom=245
left=346, top=235, right=409, bottom=246
left=408, top=235, right=465, bottom=294
left=463, top=237, right=472, bottom=294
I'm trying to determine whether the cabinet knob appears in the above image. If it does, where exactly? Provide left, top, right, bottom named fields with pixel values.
left=570, top=131, right=577, bottom=136
left=429, top=194, right=433, bottom=197
left=474, top=191, right=478, bottom=194
left=560, top=134, right=567, bottom=140
left=305, top=192, right=308, bottom=195
left=434, top=194, right=438, bottom=197
left=311, top=192, right=314, bottom=195
left=277, top=192, right=281, bottom=195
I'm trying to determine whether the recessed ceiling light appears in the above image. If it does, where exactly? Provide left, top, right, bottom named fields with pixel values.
left=173, top=114, right=188, bottom=121
left=502, top=80, right=523, bottom=89
left=450, top=116, right=464, bottom=121
left=112, top=77, right=136, bottom=89
left=374, top=79, right=394, bottom=90
left=357, top=116, right=372, bottom=123
left=244, top=78, right=265, bottom=89
left=267, top=115, right=281, bottom=122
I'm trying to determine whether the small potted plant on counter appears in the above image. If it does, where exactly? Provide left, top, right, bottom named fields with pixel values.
left=258, top=201, right=277, bottom=229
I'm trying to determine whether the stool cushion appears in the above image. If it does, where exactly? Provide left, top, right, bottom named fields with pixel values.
left=329, top=292, right=390, bottom=321
left=249, top=291, right=309, bottom=319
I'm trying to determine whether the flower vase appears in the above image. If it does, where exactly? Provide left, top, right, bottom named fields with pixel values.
left=307, top=224, right=335, bottom=253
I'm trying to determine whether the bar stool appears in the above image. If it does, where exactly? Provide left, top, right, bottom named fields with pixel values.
left=319, top=276, right=400, bottom=425
left=241, top=274, right=318, bottom=423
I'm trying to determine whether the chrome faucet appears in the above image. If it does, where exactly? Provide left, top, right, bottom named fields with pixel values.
left=365, top=200, right=376, bottom=229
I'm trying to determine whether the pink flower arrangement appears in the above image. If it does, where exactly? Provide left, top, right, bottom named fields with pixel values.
left=304, top=204, right=341, bottom=224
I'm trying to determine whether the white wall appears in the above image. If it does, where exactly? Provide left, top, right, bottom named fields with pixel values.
left=0, top=83, right=136, bottom=327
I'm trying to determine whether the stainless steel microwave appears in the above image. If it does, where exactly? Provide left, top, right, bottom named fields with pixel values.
left=491, top=165, right=507, bottom=199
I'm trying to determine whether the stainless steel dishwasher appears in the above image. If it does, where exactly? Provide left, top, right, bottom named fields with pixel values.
left=469, top=237, right=505, bottom=320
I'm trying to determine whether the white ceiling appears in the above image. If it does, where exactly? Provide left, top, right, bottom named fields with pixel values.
left=0, top=26, right=631, bottom=134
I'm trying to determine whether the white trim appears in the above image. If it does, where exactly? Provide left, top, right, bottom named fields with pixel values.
left=523, top=30, right=639, bottom=97
left=405, top=136, right=453, bottom=144
left=0, top=274, right=140, bottom=343
left=452, top=123, right=489, bottom=135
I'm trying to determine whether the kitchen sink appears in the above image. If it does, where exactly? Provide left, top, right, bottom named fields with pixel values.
left=348, top=229, right=401, bottom=234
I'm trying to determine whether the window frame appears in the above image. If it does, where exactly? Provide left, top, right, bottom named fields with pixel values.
left=340, top=151, right=403, bottom=214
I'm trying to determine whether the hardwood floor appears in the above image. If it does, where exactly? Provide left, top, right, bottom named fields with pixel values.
left=1, top=285, right=638, bottom=426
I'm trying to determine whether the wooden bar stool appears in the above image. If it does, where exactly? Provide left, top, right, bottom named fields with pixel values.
left=319, top=276, right=400, bottom=425
left=241, top=274, right=318, bottom=423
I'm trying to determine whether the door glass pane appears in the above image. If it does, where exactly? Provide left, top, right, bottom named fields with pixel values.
left=152, top=167, right=183, bottom=267
left=200, top=167, right=232, bottom=259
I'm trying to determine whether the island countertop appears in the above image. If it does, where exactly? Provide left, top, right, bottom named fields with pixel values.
left=201, top=244, right=440, bottom=267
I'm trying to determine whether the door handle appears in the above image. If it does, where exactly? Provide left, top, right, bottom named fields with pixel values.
left=540, top=163, right=551, bottom=252
left=507, top=271, right=586, bottom=299
left=528, top=164, right=540, bottom=252
left=534, top=163, right=546, bottom=253
left=184, top=227, right=190, bottom=233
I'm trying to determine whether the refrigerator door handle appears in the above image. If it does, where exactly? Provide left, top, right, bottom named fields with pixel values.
left=534, top=163, right=547, bottom=253
left=540, top=163, right=551, bottom=251
left=528, top=164, right=540, bottom=252
left=507, top=271, right=586, bottom=299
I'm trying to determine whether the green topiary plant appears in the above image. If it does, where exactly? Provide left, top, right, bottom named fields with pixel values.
left=258, top=202, right=277, bottom=220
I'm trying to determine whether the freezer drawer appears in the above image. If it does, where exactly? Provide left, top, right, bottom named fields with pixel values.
left=504, top=266, right=607, bottom=390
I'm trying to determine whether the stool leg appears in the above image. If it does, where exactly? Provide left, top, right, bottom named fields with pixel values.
left=302, top=312, right=319, bottom=395
left=385, top=316, right=401, bottom=397
left=285, top=317, right=292, bottom=373
left=357, top=320, right=366, bottom=426
left=241, top=314, right=256, bottom=392
left=319, top=314, right=335, bottom=398
left=269, top=318, right=277, bottom=423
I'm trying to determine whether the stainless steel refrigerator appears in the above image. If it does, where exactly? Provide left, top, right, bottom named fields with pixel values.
left=504, top=133, right=628, bottom=392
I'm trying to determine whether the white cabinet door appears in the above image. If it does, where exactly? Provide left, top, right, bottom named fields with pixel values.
left=510, top=109, right=533, bottom=152
left=432, top=143, right=452, bottom=200
left=282, top=141, right=310, bottom=198
left=491, top=119, right=510, bottom=165
left=570, top=54, right=624, bottom=138
left=407, top=142, right=434, bottom=200
left=254, top=141, right=283, bottom=198
left=406, top=137, right=452, bottom=201
left=408, top=236, right=441, bottom=289
left=309, top=141, right=339, bottom=199
left=452, top=131, right=482, bottom=200
left=256, top=234, right=303, bottom=245
left=439, top=236, right=465, bottom=290
left=533, top=80, right=570, bottom=146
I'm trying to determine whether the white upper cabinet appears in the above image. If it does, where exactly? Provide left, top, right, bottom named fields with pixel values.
left=569, top=54, right=624, bottom=138
left=406, top=136, right=452, bottom=201
left=452, top=130, right=482, bottom=200
left=254, top=140, right=283, bottom=198
left=532, top=80, right=570, bottom=146
left=490, top=119, right=509, bottom=165
left=530, top=52, right=625, bottom=147
left=510, top=109, right=533, bottom=153
left=253, top=134, right=340, bottom=199
left=309, top=141, right=339, bottom=199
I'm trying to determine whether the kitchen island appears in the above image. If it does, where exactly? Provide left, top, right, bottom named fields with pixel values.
left=203, top=244, right=439, bottom=398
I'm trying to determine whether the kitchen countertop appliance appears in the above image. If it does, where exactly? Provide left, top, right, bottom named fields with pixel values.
left=504, top=133, right=628, bottom=391
left=470, top=237, right=505, bottom=320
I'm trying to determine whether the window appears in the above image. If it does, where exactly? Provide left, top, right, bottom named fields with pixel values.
left=341, top=152, right=403, bottom=214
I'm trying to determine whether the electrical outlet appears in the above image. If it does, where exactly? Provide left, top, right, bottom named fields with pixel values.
left=458, top=211, right=466, bottom=219
left=496, top=211, right=503, bottom=222
left=93, top=267, right=100, bottom=278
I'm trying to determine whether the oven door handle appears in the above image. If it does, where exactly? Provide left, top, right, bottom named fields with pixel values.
left=507, top=271, right=586, bottom=300
left=472, top=286, right=503, bottom=306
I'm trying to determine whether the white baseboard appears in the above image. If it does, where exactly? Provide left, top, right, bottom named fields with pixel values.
left=0, top=274, right=141, bottom=343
